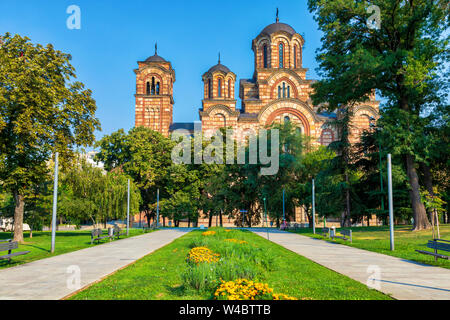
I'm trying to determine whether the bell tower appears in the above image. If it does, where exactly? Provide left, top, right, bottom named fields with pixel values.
left=134, top=44, right=175, bottom=137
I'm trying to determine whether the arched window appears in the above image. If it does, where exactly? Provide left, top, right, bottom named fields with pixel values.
left=218, top=78, right=222, bottom=97
left=263, top=44, right=268, bottom=68
left=294, top=45, right=297, bottom=68
left=151, top=77, right=156, bottom=95
left=216, top=113, right=226, bottom=128
left=208, top=79, right=212, bottom=98
left=156, top=82, right=160, bottom=95
left=282, top=82, right=286, bottom=98
left=287, top=85, right=290, bottom=98
left=284, top=116, right=290, bottom=124
left=228, top=79, right=231, bottom=98
left=296, top=127, right=302, bottom=135
left=146, top=82, right=150, bottom=95
left=279, top=43, right=284, bottom=68
left=278, top=86, right=282, bottom=99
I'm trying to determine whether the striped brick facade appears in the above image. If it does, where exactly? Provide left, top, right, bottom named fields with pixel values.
left=133, top=20, right=381, bottom=227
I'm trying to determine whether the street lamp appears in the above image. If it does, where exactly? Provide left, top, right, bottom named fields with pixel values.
left=263, top=197, right=269, bottom=239
left=370, top=118, right=385, bottom=220
left=282, top=189, right=286, bottom=228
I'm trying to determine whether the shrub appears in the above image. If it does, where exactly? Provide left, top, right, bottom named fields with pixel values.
left=181, top=263, right=218, bottom=292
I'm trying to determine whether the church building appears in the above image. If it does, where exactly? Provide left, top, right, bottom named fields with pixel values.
left=133, top=15, right=380, bottom=226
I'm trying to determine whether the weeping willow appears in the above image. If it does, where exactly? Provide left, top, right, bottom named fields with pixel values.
left=60, top=158, right=141, bottom=227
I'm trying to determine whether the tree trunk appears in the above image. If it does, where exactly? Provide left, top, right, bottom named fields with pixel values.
left=407, top=155, right=430, bottom=230
left=188, top=217, right=191, bottom=228
left=219, top=210, right=223, bottom=227
left=208, top=213, right=213, bottom=227
left=421, top=162, right=435, bottom=224
left=13, top=192, right=25, bottom=243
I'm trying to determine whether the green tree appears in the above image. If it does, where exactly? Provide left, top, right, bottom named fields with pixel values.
left=307, top=0, right=448, bottom=230
left=60, top=157, right=141, bottom=227
left=95, top=127, right=174, bottom=225
left=0, top=33, right=100, bottom=242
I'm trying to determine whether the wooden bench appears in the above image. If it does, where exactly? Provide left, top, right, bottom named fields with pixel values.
left=416, top=239, right=450, bottom=261
left=112, top=225, right=126, bottom=239
left=322, top=227, right=330, bottom=238
left=143, top=224, right=156, bottom=233
left=90, top=229, right=110, bottom=244
left=332, top=229, right=352, bottom=243
left=0, top=240, right=30, bottom=263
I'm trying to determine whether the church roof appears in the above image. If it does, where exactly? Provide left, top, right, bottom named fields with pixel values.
left=261, top=22, right=296, bottom=36
left=208, top=63, right=231, bottom=74
left=170, top=122, right=195, bottom=131
left=144, top=43, right=167, bottom=63
left=145, top=54, right=167, bottom=63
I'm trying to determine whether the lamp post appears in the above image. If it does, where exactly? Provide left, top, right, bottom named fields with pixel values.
left=51, top=152, right=59, bottom=254
left=387, top=154, right=395, bottom=251
left=156, top=188, right=160, bottom=227
left=127, top=179, right=130, bottom=236
left=282, top=189, right=286, bottom=228
left=263, top=197, right=269, bottom=240
left=370, top=119, right=385, bottom=218
left=312, top=179, right=316, bottom=234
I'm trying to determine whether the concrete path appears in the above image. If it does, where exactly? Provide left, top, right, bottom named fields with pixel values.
left=0, top=228, right=191, bottom=300
left=250, top=229, right=450, bottom=300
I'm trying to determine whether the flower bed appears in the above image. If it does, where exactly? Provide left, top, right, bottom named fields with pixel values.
left=187, top=246, right=220, bottom=264
left=202, top=231, right=216, bottom=236
left=214, top=279, right=297, bottom=300
left=224, top=238, right=247, bottom=244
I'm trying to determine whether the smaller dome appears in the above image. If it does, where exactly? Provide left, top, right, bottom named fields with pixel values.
left=261, top=22, right=296, bottom=36
left=145, top=54, right=166, bottom=63
left=208, top=63, right=231, bottom=74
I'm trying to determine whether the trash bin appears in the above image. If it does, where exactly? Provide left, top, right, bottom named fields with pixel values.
left=330, top=226, right=336, bottom=238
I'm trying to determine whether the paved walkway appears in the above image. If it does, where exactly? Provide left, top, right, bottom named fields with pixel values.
left=0, top=228, right=191, bottom=300
left=250, top=229, right=450, bottom=300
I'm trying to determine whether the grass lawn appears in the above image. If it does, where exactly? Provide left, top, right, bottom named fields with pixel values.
left=290, top=224, right=450, bottom=269
left=0, top=228, right=152, bottom=269
left=70, top=228, right=390, bottom=300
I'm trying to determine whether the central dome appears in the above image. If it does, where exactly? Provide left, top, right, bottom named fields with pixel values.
left=145, top=54, right=166, bottom=63
left=261, top=22, right=296, bottom=36
left=208, top=63, right=231, bottom=74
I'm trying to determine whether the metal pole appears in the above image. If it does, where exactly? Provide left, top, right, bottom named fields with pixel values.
left=156, top=188, right=160, bottom=227
left=263, top=197, right=269, bottom=240
left=387, top=154, right=394, bottom=251
left=282, top=189, right=285, bottom=226
left=51, top=152, right=59, bottom=253
left=379, top=134, right=385, bottom=214
left=312, top=179, right=316, bottom=234
left=127, top=179, right=130, bottom=236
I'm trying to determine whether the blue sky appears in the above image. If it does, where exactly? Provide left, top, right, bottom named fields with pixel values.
left=0, top=0, right=323, bottom=141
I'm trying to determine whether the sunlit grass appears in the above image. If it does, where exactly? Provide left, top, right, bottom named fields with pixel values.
left=0, top=228, right=151, bottom=269
left=290, top=224, right=450, bottom=269
left=70, top=228, right=391, bottom=300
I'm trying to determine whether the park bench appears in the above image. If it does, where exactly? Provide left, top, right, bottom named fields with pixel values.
left=0, top=239, right=30, bottom=263
left=112, top=225, right=126, bottom=239
left=322, top=227, right=330, bottom=238
left=90, top=228, right=110, bottom=244
left=143, top=224, right=156, bottom=233
left=416, top=239, right=450, bottom=261
left=332, top=229, right=352, bottom=243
